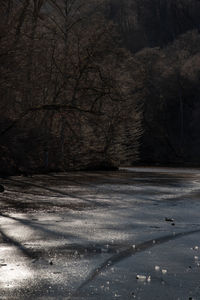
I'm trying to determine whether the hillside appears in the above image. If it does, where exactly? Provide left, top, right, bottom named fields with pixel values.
left=107, top=0, right=200, bottom=165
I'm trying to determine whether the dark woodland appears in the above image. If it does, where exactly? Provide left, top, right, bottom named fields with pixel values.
left=1, top=0, right=200, bottom=175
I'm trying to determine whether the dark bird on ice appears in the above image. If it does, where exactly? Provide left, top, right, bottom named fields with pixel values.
left=0, top=185, right=4, bottom=193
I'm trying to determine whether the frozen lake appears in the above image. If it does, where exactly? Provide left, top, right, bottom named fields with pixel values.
left=0, top=167, right=200, bottom=299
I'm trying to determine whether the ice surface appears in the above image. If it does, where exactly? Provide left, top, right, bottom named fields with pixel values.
left=0, top=167, right=200, bottom=299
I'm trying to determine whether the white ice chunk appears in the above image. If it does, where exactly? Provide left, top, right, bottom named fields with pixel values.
left=147, top=276, right=151, bottom=282
left=136, top=275, right=146, bottom=281
left=155, top=265, right=160, bottom=271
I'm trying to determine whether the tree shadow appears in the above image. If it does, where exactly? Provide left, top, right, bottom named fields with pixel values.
left=7, top=177, right=105, bottom=206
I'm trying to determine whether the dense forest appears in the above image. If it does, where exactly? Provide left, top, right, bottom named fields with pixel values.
left=108, top=0, right=200, bottom=165
left=1, top=0, right=200, bottom=175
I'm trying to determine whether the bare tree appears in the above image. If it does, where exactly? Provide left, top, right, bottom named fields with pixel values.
left=0, top=0, right=142, bottom=174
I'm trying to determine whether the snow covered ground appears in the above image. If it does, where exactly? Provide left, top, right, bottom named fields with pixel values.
left=0, top=167, right=200, bottom=299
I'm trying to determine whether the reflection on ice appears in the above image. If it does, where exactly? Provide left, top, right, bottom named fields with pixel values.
left=0, top=264, right=31, bottom=288
left=0, top=245, right=32, bottom=289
